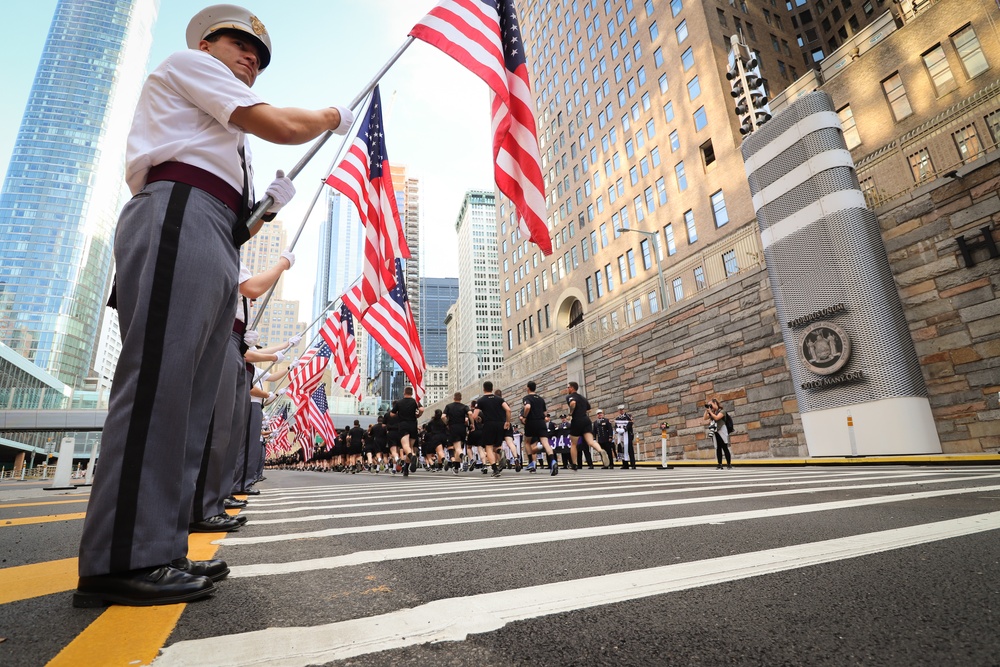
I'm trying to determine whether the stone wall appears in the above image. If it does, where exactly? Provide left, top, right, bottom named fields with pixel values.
left=878, top=155, right=1000, bottom=453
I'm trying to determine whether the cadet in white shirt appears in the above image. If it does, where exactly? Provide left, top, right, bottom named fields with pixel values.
left=75, top=4, right=354, bottom=608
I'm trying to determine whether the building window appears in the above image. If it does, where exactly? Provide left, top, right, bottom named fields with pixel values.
left=711, top=190, right=729, bottom=227
left=648, top=290, right=660, bottom=314
left=723, top=250, right=739, bottom=277
left=922, top=45, right=957, bottom=96
left=838, top=105, right=861, bottom=150
left=681, top=47, right=695, bottom=71
left=672, top=277, right=684, bottom=302
left=649, top=21, right=659, bottom=41
left=545, top=304, right=550, bottom=328
left=882, top=72, right=912, bottom=121
left=694, top=265, right=706, bottom=290
left=640, top=238, right=653, bottom=269
left=671, top=0, right=683, bottom=17
left=701, top=139, right=716, bottom=168
left=675, top=161, right=688, bottom=191
left=656, top=177, right=668, bottom=205
left=675, top=19, right=688, bottom=43
left=595, top=270, right=605, bottom=297
left=717, top=8, right=727, bottom=26
left=952, top=125, right=981, bottom=163
left=693, top=106, right=708, bottom=131
left=860, top=176, right=879, bottom=208
left=654, top=47, right=664, bottom=67
left=626, top=249, right=637, bottom=278
left=662, top=102, right=679, bottom=131
left=633, top=298, right=643, bottom=321
left=688, top=74, right=701, bottom=102
left=952, top=25, right=989, bottom=79
left=908, top=148, right=934, bottom=182
left=985, top=110, right=1000, bottom=145
left=618, top=255, right=628, bottom=284
left=663, top=223, right=677, bottom=256
left=685, top=209, right=697, bottom=243
left=586, top=276, right=595, bottom=303
left=605, top=264, right=615, bottom=291
left=669, top=129, right=680, bottom=152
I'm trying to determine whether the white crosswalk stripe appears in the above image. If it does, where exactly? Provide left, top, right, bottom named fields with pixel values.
left=154, top=467, right=1000, bottom=666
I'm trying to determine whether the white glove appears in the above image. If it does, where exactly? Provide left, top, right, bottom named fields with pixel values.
left=276, top=387, right=287, bottom=396
left=264, top=170, right=295, bottom=213
left=287, top=334, right=302, bottom=347
left=267, top=392, right=275, bottom=401
left=333, top=105, right=355, bottom=135
left=244, top=329, right=260, bottom=346
left=280, top=248, right=295, bottom=269
left=274, top=350, right=285, bottom=363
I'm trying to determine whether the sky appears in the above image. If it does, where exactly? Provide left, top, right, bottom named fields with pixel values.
left=0, top=0, right=496, bottom=313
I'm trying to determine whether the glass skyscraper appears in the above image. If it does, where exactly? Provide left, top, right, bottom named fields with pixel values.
left=0, top=0, right=158, bottom=386
left=313, top=190, right=363, bottom=319
left=419, top=277, right=459, bottom=368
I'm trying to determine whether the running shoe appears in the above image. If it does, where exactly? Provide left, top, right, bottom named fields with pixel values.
left=550, top=459, right=558, bottom=476
left=527, top=462, right=537, bottom=473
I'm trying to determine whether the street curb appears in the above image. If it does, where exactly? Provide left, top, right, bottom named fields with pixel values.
left=639, top=454, right=1000, bottom=467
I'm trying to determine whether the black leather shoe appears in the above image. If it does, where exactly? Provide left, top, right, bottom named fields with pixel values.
left=189, top=514, right=241, bottom=533
left=224, top=497, right=247, bottom=509
left=170, top=557, right=230, bottom=582
left=232, top=514, right=248, bottom=526
left=236, top=488, right=260, bottom=496
left=73, top=566, right=214, bottom=608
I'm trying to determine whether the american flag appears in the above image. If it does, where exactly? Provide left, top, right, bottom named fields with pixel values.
left=270, top=406, right=290, bottom=456
left=347, top=258, right=425, bottom=401
left=325, top=86, right=410, bottom=315
left=304, top=383, right=337, bottom=447
left=287, top=341, right=331, bottom=400
left=410, top=0, right=551, bottom=255
left=320, top=304, right=363, bottom=400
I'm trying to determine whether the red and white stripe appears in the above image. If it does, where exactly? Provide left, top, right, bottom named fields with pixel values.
left=410, top=0, right=551, bottom=255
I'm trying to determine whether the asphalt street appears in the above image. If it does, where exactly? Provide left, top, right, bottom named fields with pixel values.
left=1, top=464, right=998, bottom=666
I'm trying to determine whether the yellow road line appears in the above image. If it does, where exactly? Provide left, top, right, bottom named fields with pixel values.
left=0, top=499, right=88, bottom=509
left=0, top=512, right=86, bottom=527
left=0, top=557, right=78, bottom=605
left=46, top=527, right=229, bottom=666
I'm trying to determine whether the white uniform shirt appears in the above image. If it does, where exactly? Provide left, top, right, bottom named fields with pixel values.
left=250, top=367, right=272, bottom=405
left=235, top=262, right=253, bottom=323
left=125, top=49, right=264, bottom=196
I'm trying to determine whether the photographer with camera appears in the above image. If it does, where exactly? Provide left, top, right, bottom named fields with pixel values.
left=703, top=398, right=732, bottom=470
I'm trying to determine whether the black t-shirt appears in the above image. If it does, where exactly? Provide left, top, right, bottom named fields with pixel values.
left=567, top=392, right=591, bottom=421
left=429, top=418, right=448, bottom=435
left=393, top=397, right=419, bottom=422
left=383, top=413, right=399, bottom=434
left=522, top=394, right=547, bottom=423
left=443, top=401, right=468, bottom=427
left=349, top=426, right=365, bottom=446
left=477, top=394, right=508, bottom=425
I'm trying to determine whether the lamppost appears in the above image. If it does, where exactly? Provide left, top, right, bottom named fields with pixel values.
left=616, top=227, right=669, bottom=311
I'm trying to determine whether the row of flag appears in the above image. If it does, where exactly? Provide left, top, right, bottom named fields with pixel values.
left=262, top=0, right=549, bottom=462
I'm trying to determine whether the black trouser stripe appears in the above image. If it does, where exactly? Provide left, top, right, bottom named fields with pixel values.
left=192, top=411, right=216, bottom=523
left=110, top=183, right=190, bottom=572
left=238, top=383, right=254, bottom=491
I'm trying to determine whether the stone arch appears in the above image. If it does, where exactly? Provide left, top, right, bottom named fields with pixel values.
left=554, top=288, right=587, bottom=330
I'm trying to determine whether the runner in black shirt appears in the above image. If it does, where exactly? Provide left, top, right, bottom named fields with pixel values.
left=391, top=386, right=423, bottom=477
left=565, top=381, right=603, bottom=470
left=520, top=381, right=557, bottom=475
left=443, top=392, right=470, bottom=474
left=472, top=380, right=510, bottom=478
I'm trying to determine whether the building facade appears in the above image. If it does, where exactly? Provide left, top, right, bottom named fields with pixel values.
left=454, top=190, right=504, bottom=390
left=243, top=220, right=308, bottom=390
left=314, top=190, right=363, bottom=319
left=0, top=0, right=158, bottom=387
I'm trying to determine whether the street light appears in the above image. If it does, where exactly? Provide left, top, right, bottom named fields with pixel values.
left=616, top=227, right=669, bottom=312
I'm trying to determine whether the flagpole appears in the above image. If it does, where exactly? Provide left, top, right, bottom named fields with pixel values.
left=246, top=89, right=374, bottom=331
left=244, top=35, right=417, bottom=236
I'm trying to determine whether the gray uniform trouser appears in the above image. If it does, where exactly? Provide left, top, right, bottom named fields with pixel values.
left=192, top=331, right=247, bottom=522
left=235, top=402, right=264, bottom=492
left=78, top=182, right=238, bottom=577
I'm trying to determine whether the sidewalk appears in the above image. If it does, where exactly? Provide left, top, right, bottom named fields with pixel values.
left=642, top=453, right=1000, bottom=467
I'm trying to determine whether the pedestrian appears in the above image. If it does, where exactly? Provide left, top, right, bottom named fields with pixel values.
left=704, top=398, right=732, bottom=470
left=614, top=404, right=637, bottom=469
left=74, top=4, right=354, bottom=608
left=564, top=381, right=603, bottom=470
left=391, top=386, right=423, bottom=477
left=520, top=381, right=558, bottom=475
left=443, top=392, right=469, bottom=473
left=472, top=381, right=511, bottom=478
left=593, top=409, right=616, bottom=469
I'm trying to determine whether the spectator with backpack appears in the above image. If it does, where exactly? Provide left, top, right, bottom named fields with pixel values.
left=704, top=398, right=733, bottom=470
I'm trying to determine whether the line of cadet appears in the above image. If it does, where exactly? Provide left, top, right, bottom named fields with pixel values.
left=266, top=380, right=641, bottom=476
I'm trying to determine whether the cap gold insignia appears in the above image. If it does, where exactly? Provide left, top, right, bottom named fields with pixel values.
left=249, top=15, right=267, bottom=36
